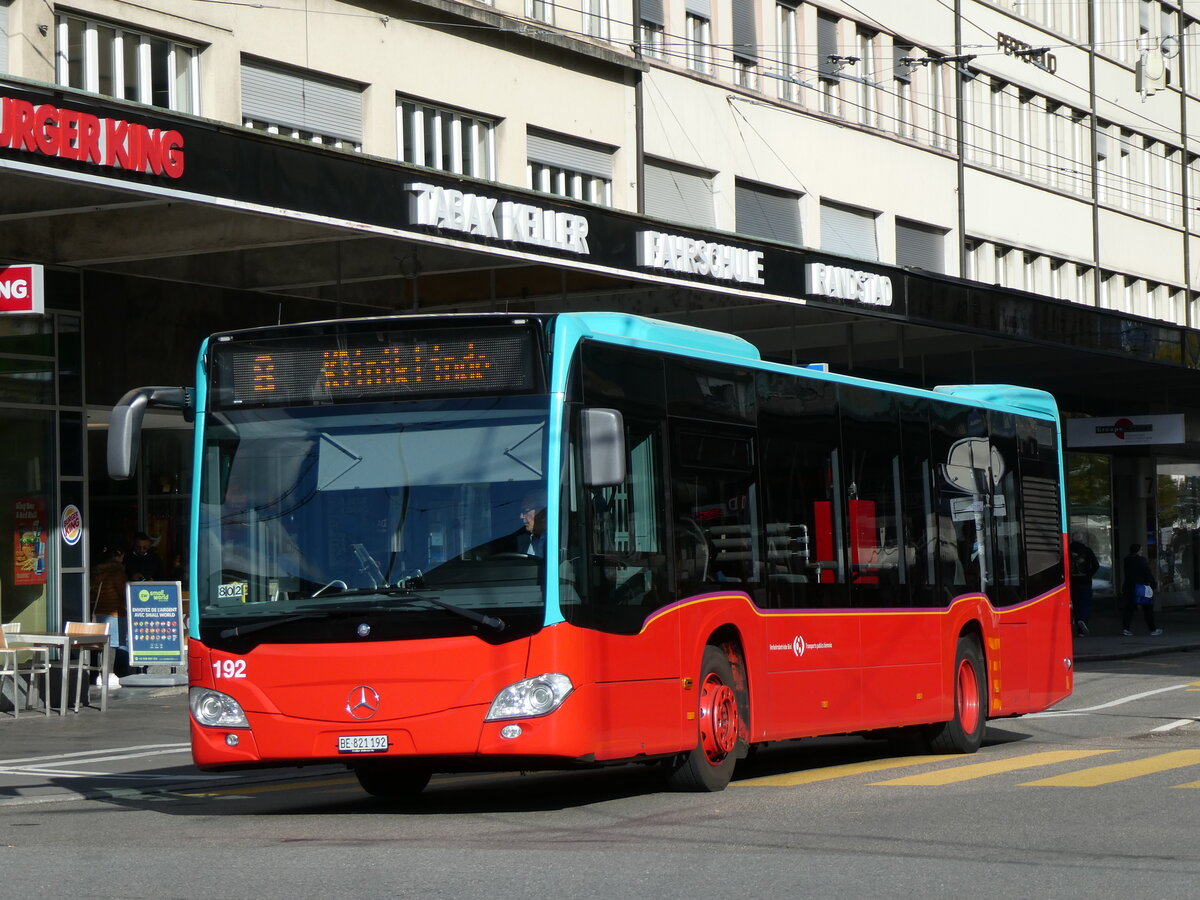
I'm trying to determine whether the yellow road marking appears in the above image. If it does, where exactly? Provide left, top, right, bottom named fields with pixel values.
left=872, top=750, right=1117, bottom=786
left=734, top=756, right=946, bottom=787
left=1022, top=749, right=1200, bottom=787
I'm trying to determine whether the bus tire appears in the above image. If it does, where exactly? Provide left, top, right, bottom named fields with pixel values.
left=667, top=645, right=742, bottom=792
left=353, top=762, right=432, bottom=800
left=925, top=635, right=987, bottom=754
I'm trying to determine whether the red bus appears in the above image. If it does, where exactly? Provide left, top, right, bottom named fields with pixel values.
left=108, top=312, right=1073, bottom=795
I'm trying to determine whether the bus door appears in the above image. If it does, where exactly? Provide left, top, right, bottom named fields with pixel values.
left=559, top=342, right=682, bottom=758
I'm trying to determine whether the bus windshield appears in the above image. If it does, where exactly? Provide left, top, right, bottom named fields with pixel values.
left=195, top=395, right=550, bottom=644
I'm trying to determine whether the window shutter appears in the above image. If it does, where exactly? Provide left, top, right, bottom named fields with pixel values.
left=241, top=59, right=362, bottom=143
left=686, top=0, right=711, bottom=18
left=527, top=130, right=613, bottom=180
left=736, top=181, right=801, bottom=245
left=732, top=0, right=757, bottom=62
left=821, top=200, right=878, bottom=261
left=641, top=0, right=665, bottom=26
left=645, top=160, right=715, bottom=228
left=895, top=219, right=946, bottom=272
left=817, top=14, right=839, bottom=78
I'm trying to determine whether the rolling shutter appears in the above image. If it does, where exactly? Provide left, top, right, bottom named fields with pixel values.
left=736, top=181, right=802, bottom=245
left=895, top=219, right=946, bottom=272
left=685, top=0, right=711, bottom=18
left=817, top=14, right=840, bottom=78
left=527, top=130, right=613, bottom=181
left=732, top=0, right=757, bottom=61
left=241, top=59, right=362, bottom=143
left=641, top=0, right=665, bottom=26
left=645, top=160, right=715, bottom=228
left=821, top=200, right=878, bottom=261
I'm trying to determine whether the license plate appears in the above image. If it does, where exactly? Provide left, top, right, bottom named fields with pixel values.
left=337, top=734, right=389, bottom=754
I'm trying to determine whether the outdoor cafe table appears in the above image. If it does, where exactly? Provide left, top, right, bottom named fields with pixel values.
left=6, top=632, right=114, bottom=714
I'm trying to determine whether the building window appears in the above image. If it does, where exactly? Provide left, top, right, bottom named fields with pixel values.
left=893, top=44, right=916, bottom=139
left=640, top=0, right=666, bottom=59
left=527, top=0, right=553, bottom=25
left=928, top=60, right=947, bottom=147
left=685, top=6, right=713, bottom=75
left=241, top=59, right=362, bottom=151
left=398, top=98, right=496, bottom=179
left=55, top=14, right=199, bottom=113
left=895, top=219, right=946, bottom=273
left=855, top=28, right=878, bottom=127
left=776, top=2, right=801, bottom=103
left=583, top=0, right=609, bottom=40
left=732, top=0, right=758, bottom=89
left=645, top=159, right=715, bottom=228
left=527, top=130, right=614, bottom=206
left=736, top=180, right=802, bottom=245
left=816, top=12, right=841, bottom=116
left=1, top=1, right=10, bottom=75
left=820, top=199, right=877, bottom=261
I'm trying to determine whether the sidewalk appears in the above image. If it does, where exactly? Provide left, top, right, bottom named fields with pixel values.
left=1071, top=600, right=1200, bottom=662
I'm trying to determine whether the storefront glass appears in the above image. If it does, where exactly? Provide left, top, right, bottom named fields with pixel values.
left=1156, top=459, right=1200, bottom=601
left=0, top=410, right=56, bottom=630
left=1067, top=452, right=1114, bottom=597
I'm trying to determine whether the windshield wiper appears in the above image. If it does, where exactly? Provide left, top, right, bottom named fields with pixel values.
left=303, top=586, right=506, bottom=632
left=219, top=613, right=329, bottom=640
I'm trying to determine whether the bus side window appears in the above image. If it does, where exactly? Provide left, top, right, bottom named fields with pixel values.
left=756, top=373, right=844, bottom=609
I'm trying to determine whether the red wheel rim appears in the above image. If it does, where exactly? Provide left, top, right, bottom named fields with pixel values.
left=955, top=657, right=981, bottom=735
left=698, top=672, right=739, bottom=765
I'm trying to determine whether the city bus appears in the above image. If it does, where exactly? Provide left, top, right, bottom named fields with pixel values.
left=108, top=312, right=1073, bottom=796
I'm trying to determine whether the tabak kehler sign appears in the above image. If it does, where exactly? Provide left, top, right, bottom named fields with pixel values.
left=0, top=264, right=44, bottom=314
left=0, top=93, right=184, bottom=179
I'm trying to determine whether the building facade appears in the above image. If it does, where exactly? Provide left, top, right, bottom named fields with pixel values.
left=3, top=0, right=1200, bottom=634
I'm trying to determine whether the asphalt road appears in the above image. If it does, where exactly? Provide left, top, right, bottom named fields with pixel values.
left=2, top=650, right=1199, bottom=898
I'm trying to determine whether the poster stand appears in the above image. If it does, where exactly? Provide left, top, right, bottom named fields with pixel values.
left=122, top=580, right=188, bottom=687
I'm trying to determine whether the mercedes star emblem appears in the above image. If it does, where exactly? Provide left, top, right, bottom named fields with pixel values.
left=346, top=685, right=381, bottom=720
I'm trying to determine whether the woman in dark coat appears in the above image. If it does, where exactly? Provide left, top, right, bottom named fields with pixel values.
left=1120, top=543, right=1160, bottom=637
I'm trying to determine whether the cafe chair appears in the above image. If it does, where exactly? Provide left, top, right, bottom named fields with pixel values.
left=1, top=623, right=51, bottom=718
left=64, top=621, right=113, bottom=713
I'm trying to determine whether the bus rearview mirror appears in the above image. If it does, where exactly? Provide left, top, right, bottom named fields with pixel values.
left=107, top=386, right=194, bottom=480
left=581, top=408, right=625, bottom=487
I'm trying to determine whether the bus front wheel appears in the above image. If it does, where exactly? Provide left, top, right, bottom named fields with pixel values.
left=353, top=762, right=432, bottom=800
left=668, top=645, right=742, bottom=792
left=924, top=636, right=987, bottom=754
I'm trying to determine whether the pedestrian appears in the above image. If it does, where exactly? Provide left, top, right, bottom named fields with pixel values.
left=90, top=544, right=130, bottom=682
left=125, top=531, right=164, bottom=582
left=1120, top=543, right=1161, bottom=637
left=1068, top=532, right=1100, bottom=636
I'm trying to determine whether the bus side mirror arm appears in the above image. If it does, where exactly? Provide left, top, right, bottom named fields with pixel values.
left=581, top=408, right=625, bottom=487
left=107, top=386, right=194, bottom=480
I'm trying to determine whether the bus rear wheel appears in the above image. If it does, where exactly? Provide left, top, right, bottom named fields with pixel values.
left=668, top=645, right=742, bottom=792
left=353, top=762, right=432, bottom=800
left=924, top=636, right=987, bottom=754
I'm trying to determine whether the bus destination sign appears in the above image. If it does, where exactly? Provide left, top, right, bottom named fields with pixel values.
left=217, top=328, right=537, bottom=407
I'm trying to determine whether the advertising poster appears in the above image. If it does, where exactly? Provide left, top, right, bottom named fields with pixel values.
left=127, top=581, right=185, bottom=667
left=13, top=497, right=47, bottom=586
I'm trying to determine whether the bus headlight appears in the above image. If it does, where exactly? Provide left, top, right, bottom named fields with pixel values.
left=190, top=687, right=250, bottom=728
left=485, top=673, right=574, bottom=721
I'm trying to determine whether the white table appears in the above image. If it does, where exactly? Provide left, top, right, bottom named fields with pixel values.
left=6, top=633, right=114, bottom=714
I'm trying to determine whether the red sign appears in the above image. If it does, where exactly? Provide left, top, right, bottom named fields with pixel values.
left=0, top=264, right=44, bottom=314
left=0, top=96, right=185, bottom=179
